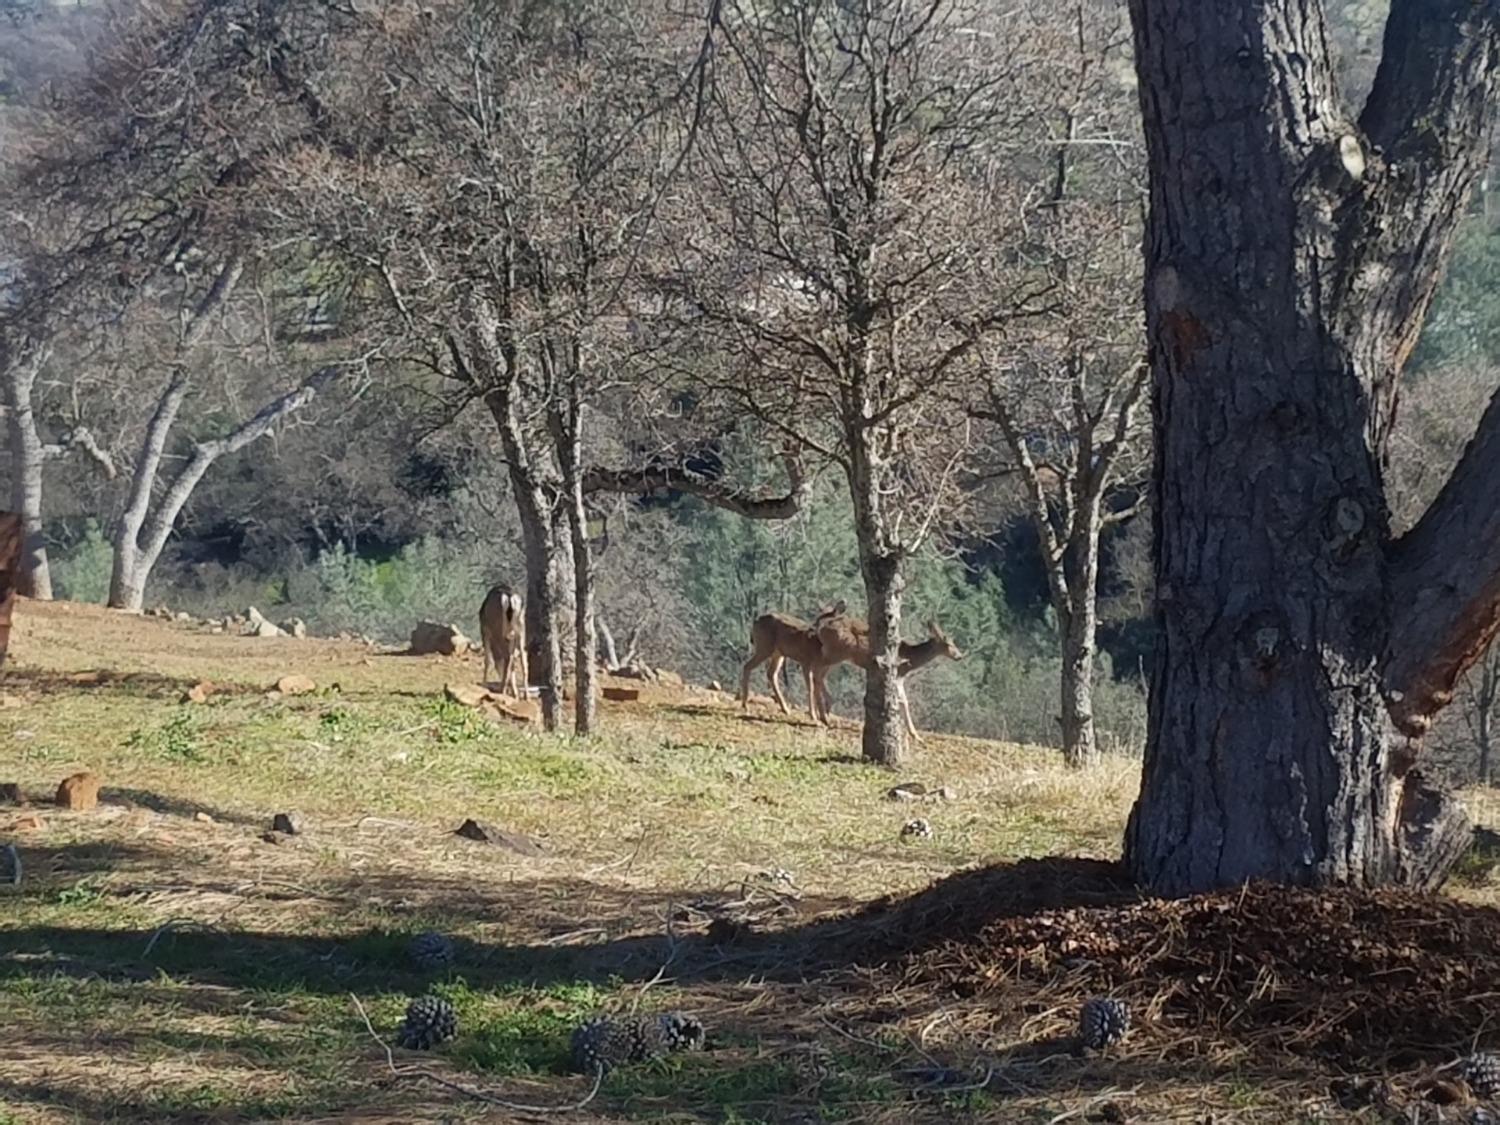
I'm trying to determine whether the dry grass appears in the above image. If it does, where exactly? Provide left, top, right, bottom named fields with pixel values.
left=1, top=598, right=1497, bottom=1123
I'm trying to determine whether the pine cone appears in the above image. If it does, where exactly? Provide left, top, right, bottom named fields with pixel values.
left=396, top=994, right=458, bottom=1050
left=1078, top=997, right=1130, bottom=1051
left=1463, top=1053, right=1500, bottom=1100
left=570, top=1012, right=705, bottom=1073
left=407, top=930, right=455, bottom=971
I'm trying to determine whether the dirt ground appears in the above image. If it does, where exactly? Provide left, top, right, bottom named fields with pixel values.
left=3, top=598, right=1499, bottom=1124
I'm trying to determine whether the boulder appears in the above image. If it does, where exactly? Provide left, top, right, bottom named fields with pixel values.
left=245, top=607, right=284, bottom=638
left=56, top=771, right=101, bottom=812
left=275, top=674, right=317, bottom=696
left=654, top=669, right=686, bottom=689
left=280, top=617, right=308, bottom=639
left=410, top=622, right=470, bottom=656
left=270, top=812, right=302, bottom=835
left=181, top=680, right=215, bottom=704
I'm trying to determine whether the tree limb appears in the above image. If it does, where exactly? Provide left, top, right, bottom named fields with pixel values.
left=582, top=445, right=808, bottom=520
left=1385, top=386, right=1500, bottom=737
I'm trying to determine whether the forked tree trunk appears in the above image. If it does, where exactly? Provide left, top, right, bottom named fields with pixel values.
left=3, top=346, right=52, bottom=600
left=486, top=388, right=566, bottom=733
left=1124, top=0, right=1500, bottom=894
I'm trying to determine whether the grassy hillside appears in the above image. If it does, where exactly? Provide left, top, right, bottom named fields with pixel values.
left=2, top=599, right=1498, bottom=1123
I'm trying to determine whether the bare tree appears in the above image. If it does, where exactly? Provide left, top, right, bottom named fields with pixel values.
left=682, top=0, right=1048, bottom=766
left=973, top=5, right=1148, bottom=767
left=1125, top=0, right=1500, bottom=893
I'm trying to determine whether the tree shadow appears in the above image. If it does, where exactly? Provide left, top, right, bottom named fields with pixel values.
left=100, top=786, right=265, bottom=827
left=0, top=665, right=268, bottom=701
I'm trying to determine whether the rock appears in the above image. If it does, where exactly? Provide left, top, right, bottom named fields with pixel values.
left=707, top=680, right=723, bottom=693
left=900, top=817, right=933, bottom=841
left=453, top=818, right=544, bottom=856
left=410, top=621, right=470, bottom=656
left=68, top=670, right=103, bottom=685
left=182, top=680, right=216, bottom=704
left=0, top=782, right=25, bottom=806
left=444, top=682, right=496, bottom=708
left=275, top=674, right=317, bottom=696
left=614, top=663, right=653, bottom=681
left=0, top=693, right=24, bottom=709
left=887, top=782, right=929, bottom=802
left=174, top=611, right=193, bottom=623
left=11, top=813, right=43, bottom=831
left=56, top=771, right=101, bottom=812
left=270, top=812, right=301, bottom=835
left=937, top=786, right=958, bottom=802
left=210, top=624, right=225, bottom=634
left=655, top=669, right=686, bottom=689
left=194, top=811, right=216, bottom=825
left=280, top=617, right=307, bottom=638
left=259, top=830, right=289, bottom=846
left=245, top=607, right=284, bottom=638
left=602, top=686, right=640, bottom=703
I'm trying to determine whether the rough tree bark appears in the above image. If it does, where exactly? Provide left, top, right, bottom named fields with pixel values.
left=547, top=364, right=597, bottom=737
left=0, top=511, right=19, bottom=667
left=108, top=366, right=344, bottom=612
left=1124, top=0, right=1500, bottom=893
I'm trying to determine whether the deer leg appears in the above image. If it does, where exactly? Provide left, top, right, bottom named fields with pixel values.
left=768, top=654, right=792, bottom=714
left=739, top=649, right=764, bottom=708
left=897, top=678, right=922, bottom=743
left=499, top=648, right=514, bottom=700
left=812, top=668, right=832, bottom=725
left=481, top=623, right=495, bottom=685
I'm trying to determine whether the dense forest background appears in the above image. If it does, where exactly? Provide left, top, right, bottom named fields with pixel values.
left=2, top=0, right=1497, bottom=771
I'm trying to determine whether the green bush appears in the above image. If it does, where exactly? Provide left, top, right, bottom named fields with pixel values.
left=51, top=520, right=113, bottom=604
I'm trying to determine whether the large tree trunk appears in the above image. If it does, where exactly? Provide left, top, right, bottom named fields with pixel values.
left=1123, top=0, right=1500, bottom=894
left=110, top=374, right=190, bottom=611
left=1059, top=500, right=1103, bottom=768
left=3, top=347, right=52, bottom=600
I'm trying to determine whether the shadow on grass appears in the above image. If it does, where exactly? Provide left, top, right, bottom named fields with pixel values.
left=0, top=665, right=260, bottom=700
left=100, top=785, right=264, bottom=827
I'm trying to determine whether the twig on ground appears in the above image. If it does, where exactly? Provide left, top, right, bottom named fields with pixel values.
left=349, top=993, right=604, bottom=1114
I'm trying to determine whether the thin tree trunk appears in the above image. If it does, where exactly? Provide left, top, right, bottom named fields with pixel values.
left=110, top=373, right=189, bottom=611
left=549, top=386, right=597, bottom=736
left=1059, top=501, right=1102, bottom=768
left=849, top=438, right=906, bottom=766
left=1124, top=0, right=1499, bottom=893
left=3, top=347, right=51, bottom=600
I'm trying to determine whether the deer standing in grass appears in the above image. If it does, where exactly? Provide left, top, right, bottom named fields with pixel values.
left=479, top=584, right=529, bottom=699
left=812, top=614, right=963, bottom=743
left=739, top=600, right=846, bottom=720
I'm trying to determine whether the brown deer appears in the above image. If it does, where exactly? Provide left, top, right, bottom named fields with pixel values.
left=478, top=584, right=529, bottom=699
left=812, top=615, right=963, bottom=742
left=739, top=600, right=846, bottom=720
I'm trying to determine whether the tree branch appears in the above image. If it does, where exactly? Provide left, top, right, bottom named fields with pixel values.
left=582, top=446, right=808, bottom=520
left=1385, top=386, right=1500, bottom=737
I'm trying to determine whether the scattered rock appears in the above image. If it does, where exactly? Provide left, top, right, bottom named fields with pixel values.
left=275, top=674, right=317, bottom=696
left=707, top=680, right=723, bottom=693
left=270, top=812, right=301, bottom=835
left=453, top=818, right=544, bottom=856
left=654, top=669, right=686, bottom=689
left=182, top=680, right=216, bottom=704
left=602, top=686, right=640, bottom=703
left=0, top=693, right=24, bottom=709
left=68, top=670, right=103, bottom=685
left=410, top=621, right=470, bottom=656
left=259, top=830, right=289, bottom=846
left=0, top=782, right=25, bottom=806
left=174, top=611, right=193, bottom=623
left=900, top=817, right=933, bottom=841
left=11, top=813, right=43, bottom=832
left=614, top=663, right=654, bottom=681
left=444, top=682, right=496, bottom=708
left=280, top=617, right=308, bottom=638
left=194, top=811, right=216, bottom=825
left=245, top=607, right=284, bottom=638
left=148, top=605, right=172, bottom=618
left=937, top=785, right=958, bottom=801
left=56, top=771, right=101, bottom=812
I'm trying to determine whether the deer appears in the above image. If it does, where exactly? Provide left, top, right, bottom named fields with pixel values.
left=739, top=599, right=847, bottom=721
left=478, top=584, right=529, bottom=699
left=811, top=614, right=963, bottom=742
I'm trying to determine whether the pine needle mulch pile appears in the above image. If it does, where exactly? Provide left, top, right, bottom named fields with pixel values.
left=842, top=858, right=1500, bottom=1072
